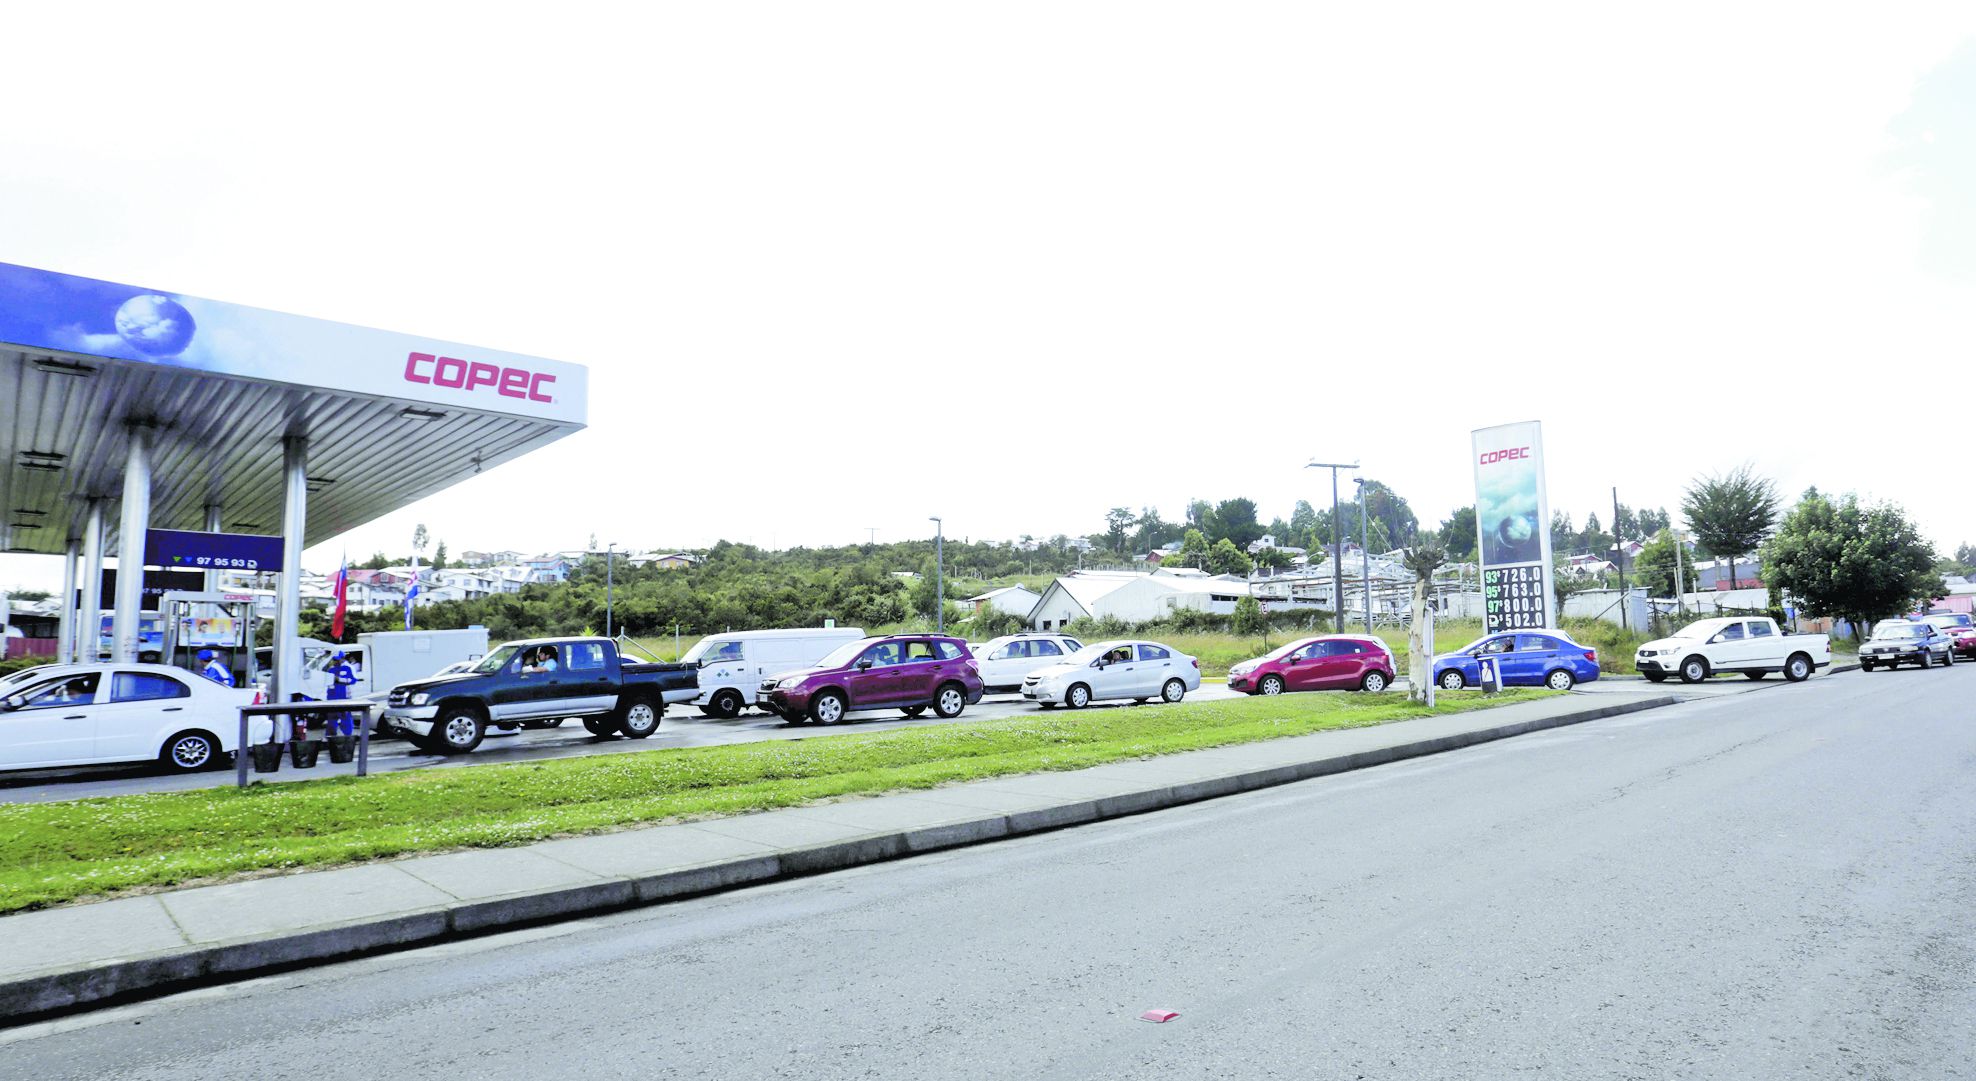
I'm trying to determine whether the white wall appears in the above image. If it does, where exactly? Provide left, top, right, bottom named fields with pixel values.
left=1028, top=589, right=1090, bottom=631
left=1561, top=588, right=1650, bottom=629
left=979, top=587, right=1040, bottom=617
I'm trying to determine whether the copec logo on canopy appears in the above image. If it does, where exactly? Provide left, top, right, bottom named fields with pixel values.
left=403, top=351, right=556, bottom=403
left=1477, top=446, right=1531, bottom=465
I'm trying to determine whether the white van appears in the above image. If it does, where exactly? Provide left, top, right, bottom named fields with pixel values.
left=683, top=627, right=866, bottom=717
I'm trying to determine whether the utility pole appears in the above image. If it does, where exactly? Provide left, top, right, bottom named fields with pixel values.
left=1611, top=488, right=1628, bottom=631
left=1306, top=459, right=1358, bottom=635
left=1673, top=528, right=1688, bottom=617
left=1355, top=476, right=1372, bottom=633
left=605, top=542, right=616, bottom=638
left=930, top=516, right=944, bottom=633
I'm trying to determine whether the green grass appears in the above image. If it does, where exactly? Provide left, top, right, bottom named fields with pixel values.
left=0, top=689, right=1537, bottom=915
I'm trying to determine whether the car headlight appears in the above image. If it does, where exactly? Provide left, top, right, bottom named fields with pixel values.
left=780, top=677, right=802, bottom=689
left=1229, top=663, right=1255, bottom=676
left=411, top=692, right=430, bottom=706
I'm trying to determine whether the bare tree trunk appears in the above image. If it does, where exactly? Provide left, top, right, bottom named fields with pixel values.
left=1408, top=580, right=1435, bottom=705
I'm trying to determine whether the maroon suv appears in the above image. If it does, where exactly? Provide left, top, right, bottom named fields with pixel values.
left=1227, top=634, right=1396, bottom=695
left=760, top=634, right=985, bottom=725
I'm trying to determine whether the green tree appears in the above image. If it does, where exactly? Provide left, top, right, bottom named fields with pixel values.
left=1549, top=510, right=1576, bottom=553
left=1354, top=480, right=1418, bottom=547
left=1636, top=507, right=1672, bottom=536
left=1176, top=529, right=1210, bottom=570
left=1254, top=547, right=1295, bottom=570
left=1213, top=498, right=1264, bottom=550
left=1762, top=492, right=1941, bottom=635
left=1231, top=595, right=1266, bottom=637
left=1208, top=538, right=1254, bottom=576
left=1633, top=529, right=1682, bottom=597
left=432, top=541, right=448, bottom=570
left=4, top=589, right=52, bottom=602
left=1438, top=505, right=1478, bottom=563
left=1680, top=465, right=1779, bottom=590
left=1290, top=500, right=1319, bottom=537
left=1103, top=507, right=1136, bottom=555
left=361, top=551, right=392, bottom=570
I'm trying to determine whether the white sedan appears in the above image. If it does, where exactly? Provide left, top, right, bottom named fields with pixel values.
left=0, top=663, right=270, bottom=772
left=972, top=633, right=1087, bottom=692
left=1020, top=639, right=1202, bottom=709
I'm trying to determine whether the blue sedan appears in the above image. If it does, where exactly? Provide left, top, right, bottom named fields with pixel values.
left=1432, top=630, right=1601, bottom=691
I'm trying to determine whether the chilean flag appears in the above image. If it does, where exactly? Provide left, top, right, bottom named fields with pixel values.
left=331, top=557, right=350, bottom=640
left=404, top=559, right=420, bottom=631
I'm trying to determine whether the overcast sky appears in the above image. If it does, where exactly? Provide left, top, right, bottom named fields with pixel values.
left=4, top=2, right=1975, bottom=591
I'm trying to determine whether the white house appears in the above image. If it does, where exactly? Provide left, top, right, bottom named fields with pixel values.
left=967, top=585, right=1042, bottom=617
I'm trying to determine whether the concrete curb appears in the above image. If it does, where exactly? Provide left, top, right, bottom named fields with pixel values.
left=0, top=693, right=1680, bottom=1022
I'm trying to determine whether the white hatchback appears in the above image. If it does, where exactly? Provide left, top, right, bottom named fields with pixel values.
left=973, top=633, right=1086, bottom=692
left=0, top=663, right=269, bottom=772
left=1021, top=639, right=1202, bottom=708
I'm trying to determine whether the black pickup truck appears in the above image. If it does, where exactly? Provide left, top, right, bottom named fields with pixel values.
left=378, top=637, right=698, bottom=754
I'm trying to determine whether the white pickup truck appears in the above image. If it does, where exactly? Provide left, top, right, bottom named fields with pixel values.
left=1634, top=616, right=1831, bottom=684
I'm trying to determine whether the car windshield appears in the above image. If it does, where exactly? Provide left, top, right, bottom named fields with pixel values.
left=1065, top=643, right=1119, bottom=664
left=1873, top=624, right=1919, bottom=639
left=1265, top=640, right=1312, bottom=661
left=1669, top=621, right=1723, bottom=640
left=814, top=638, right=880, bottom=668
left=472, top=645, right=522, bottom=674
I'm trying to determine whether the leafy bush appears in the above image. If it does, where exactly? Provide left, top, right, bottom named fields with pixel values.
left=1231, top=596, right=1266, bottom=637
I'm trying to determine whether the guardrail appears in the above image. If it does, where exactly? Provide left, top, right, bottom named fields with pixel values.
left=234, top=699, right=379, bottom=788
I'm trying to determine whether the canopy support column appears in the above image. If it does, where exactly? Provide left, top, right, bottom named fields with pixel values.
left=78, top=498, right=106, bottom=662
left=57, top=538, right=79, bottom=665
left=272, top=436, right=309, bottom=737
left=112, top=422, right=155, bottom=663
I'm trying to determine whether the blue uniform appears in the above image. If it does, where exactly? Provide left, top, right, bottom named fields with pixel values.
left=201, top=660, right=234, bottom=687
left=326, top=660, right=357, bottom=736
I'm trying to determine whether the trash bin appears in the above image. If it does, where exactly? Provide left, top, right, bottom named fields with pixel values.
left=249, top=743, right=283, bottom=773
left=325, top=734, right=357, bottom=764
left=289, top=739, right=321, bottom=769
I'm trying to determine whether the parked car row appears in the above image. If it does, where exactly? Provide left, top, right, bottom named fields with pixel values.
left=1860, top=619, right=1957, bottom=671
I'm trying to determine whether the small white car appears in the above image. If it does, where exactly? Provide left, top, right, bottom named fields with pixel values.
left=0, top=663, right=271, bottom=772
left=1021, top=639, right=1201, bottom=709
left=973, top=632, right=1086, bottom=692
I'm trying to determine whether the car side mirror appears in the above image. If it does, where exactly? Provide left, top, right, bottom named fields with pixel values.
left=856, top=659, right=874, bottom=671
left=0, top=695, right=20, bottom=712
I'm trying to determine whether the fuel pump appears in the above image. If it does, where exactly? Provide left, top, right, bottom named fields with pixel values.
left=158, top=590, right=258, bottom=685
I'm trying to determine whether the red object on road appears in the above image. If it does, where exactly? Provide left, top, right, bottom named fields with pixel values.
left=1138, top=1009, right=1180, bottom=1023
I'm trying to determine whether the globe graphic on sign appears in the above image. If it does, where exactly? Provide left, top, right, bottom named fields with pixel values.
left=113, top=294, right=197, bottom=357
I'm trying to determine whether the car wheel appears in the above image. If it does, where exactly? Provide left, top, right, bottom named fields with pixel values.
left=582, top=716, right=616, bottom=736
left=1361, top=670, right=1389, bottom=693
left=901, top=705, right=927, bottom=718
left=160, top=730, right=219, bottom=773
left=698, top=705, right=720, bottom=718
left=933, top=683, right=967, bottom=719
left=1544, top=669, right=1575, bottom=691
left=1259, top=675, right=1285, bottom=696
left=617, top=697, right=662, bottom=738
left=1066, top=683, right=1091, bottom=709
left=1439, top=670, right=1466, bottom=691
left=1679, top=656, right=1709, bottom=684
left=1744, top=671, right=1766, bottom=681
left=810, top=690, right=847, bottom=725
left=1943, top=648, right=1955, bottom=668
left=1162, top=678, right=1186, bottom=703
left=1861, top=660, right=1875, bottom=672
left=1920, top=649, right=1933, bottom=669
left=1785, top=653, right=1812, bottom=682
left=1038, top=702, right=1057, bottom=710
left=710, top=689, right=744, bottom=719
left=433, top=706, right=486, bottom=754
left=1644, top=672, right=1668, bottom=683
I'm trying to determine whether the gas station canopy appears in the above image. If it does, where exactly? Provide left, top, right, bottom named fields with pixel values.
left=0, top=261, right=587, bottom=556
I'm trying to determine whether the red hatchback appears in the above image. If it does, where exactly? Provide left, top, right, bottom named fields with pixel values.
left=1948, top=625, right=1976, bottom=661
left=1228, top=635, right=1396, bottom=695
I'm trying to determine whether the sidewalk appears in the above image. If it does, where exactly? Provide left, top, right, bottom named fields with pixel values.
left=0, top=689, right=1681, bottom=1021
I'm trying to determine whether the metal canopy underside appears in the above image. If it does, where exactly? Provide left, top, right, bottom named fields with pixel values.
left=1, top=346, right=582, bottom=557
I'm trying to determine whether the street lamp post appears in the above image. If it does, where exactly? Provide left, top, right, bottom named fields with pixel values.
left=929, top=517, right=944, bottom=633
left=1354, top=477, right=1372, bottom=633
left=1306, top=460, right=1358, bottom=635
left=605, top=542, right=616, bottom=639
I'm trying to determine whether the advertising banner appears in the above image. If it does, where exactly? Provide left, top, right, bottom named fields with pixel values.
left=1472, top=421, right=1555, bottom=633
left=97, top=569, right=207, bottom=607
left=0, top=261, right=584, bottom=426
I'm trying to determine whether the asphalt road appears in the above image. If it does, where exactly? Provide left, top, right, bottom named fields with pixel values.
left=0, top=683, right=1242, bottom=803
left=9, top=663, right=1971, bottom=1078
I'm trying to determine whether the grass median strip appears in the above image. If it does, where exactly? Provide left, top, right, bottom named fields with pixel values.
left=0, top=689, right=1540, bottom=915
